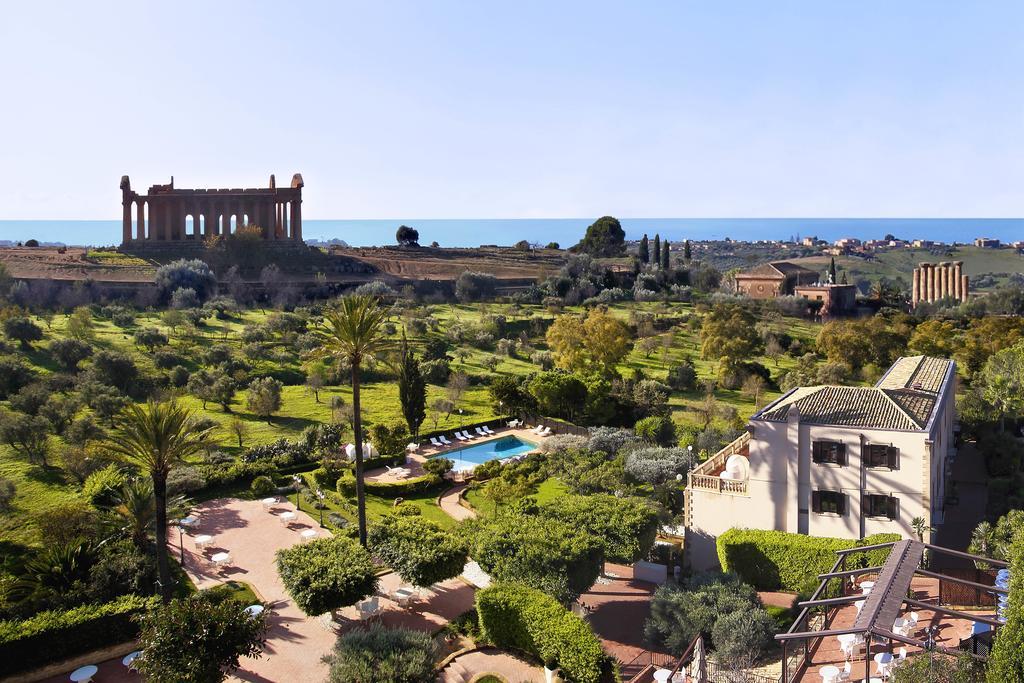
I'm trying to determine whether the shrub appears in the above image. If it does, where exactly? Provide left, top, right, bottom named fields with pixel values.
left=645, top=573, right=772, bottom=662
left=82, top=464, right=128, bottom=507
left=311, top=467, right=339, bottom=490
left=367, top=515, right=467, bottom=587
left=666, top=360, right=698, bottom=392
left=625, top=447, right=698, bottom=486
left=987, top=535, right=1024, bottom=681
left=166, top=466, right=207, bottom=496
left=155, top=258, right=216, bottom=301
left=324, top=623, right=435, bottom=683
left=421, top=358, right=451, bottom=385
left=467, top=513, right=604, bottom=604
left=250, top=475, right=276, bottom=497
left=455, top=271, right=498, bottom=302
left=336, top=471, right=356, bottom=497
left=364, top=473, right=443, bottom=498
left=135, top=592, right=268, bottom=683
left=717, top=529, right=901, bottom=592
left=0, top=595, right=158, bottom=676
left=634, top=415, right=677, bottom=447
left=476, top=583, right=606, bottom=683
left=368, top=421, right=409, bottom=456
left=423, top=457, right=453, bottom=477
left=275, top=536, right=378, bottom=615
left=0, top=476, right=14, bottom=512
left=539, top=494, right=659, bottom=564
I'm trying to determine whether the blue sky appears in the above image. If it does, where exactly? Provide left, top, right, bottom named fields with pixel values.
left=0, top=1, right=1020, bottom=220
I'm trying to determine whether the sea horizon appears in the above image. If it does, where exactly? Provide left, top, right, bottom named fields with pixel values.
left=0, top=217, right=1021, bottom=249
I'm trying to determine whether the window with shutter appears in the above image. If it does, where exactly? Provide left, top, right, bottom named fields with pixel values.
left=812, top=441, right=846, bottom=466
left=865, top=494, right=898, bottom=519
left=814, top=490, right=844, bottom=515
left=865, top=443, right=899, bottom=469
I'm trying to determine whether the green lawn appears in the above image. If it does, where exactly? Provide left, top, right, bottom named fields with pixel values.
left=463, top=477, right=569, bottom=516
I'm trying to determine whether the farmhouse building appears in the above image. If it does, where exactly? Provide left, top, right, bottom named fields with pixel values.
left=684, top=355, right=957, bottom=571
left=734, top=261, right=819, bottom=299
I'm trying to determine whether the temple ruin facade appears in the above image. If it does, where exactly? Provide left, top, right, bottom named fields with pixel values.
left=912, top=261, right=968, bottom=307
left=120, top=174, right=303, bottom=246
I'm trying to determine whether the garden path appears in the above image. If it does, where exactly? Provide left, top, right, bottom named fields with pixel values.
left=439, top=483, right=476, bottom=521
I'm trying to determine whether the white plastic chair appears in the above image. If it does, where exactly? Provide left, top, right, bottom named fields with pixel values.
left=897, top=647, right=907, bottom=661
left=839, top=661, right=851, bottom=681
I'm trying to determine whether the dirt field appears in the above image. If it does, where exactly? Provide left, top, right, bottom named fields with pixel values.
left=0, top=245, right=564, bottom=285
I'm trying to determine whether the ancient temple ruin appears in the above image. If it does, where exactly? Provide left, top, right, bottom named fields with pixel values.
left=120, top=174, right=303, bottom=246
left=912, top=261, right=968, bottom=307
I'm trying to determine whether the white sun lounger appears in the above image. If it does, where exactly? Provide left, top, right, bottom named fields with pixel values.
left=539, top=427, right=553, bottom=436
left=430, top=437, right=442, bottom=448
left=454, top=432, right=467, bottom=441
left=462, top=430, right=476, bottom=439
left=439, top=435, right=452, bottom=445
left=482, top=425, right=496, bottom=435
left=531, top=425, right=545, bottom=435
left=475, top=427, right=488, bottom=436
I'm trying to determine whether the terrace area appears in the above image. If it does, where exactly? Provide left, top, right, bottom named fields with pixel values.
left=777, top=540, right=1006, bottom=683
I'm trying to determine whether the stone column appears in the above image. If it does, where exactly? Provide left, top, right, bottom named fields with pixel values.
left=292, top=196, right=302, bottom=242
left=922, top=264, right=930, bottom=302
left=961, top=274, right=970, bottom=302
left=953, top=262, right=963, bottom=300
left=122, top=199, right=132, bottom=243
left=137, top=201, right=146, bottom=241
left=942, top=262, right=952, bottom=299
left=912, top=267, right=921, bottom=306
left=929, top=264, right=937, bottom=302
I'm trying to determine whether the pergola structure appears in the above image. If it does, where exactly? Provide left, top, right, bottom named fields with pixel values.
left=776, top=539, right=1008, bottom=682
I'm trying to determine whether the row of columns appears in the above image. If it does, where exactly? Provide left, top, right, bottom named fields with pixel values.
left=912, top=261, right=968, bottom=306
left=122, top=197, right=301, bottom=243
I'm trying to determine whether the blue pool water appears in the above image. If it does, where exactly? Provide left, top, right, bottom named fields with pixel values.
left=435, top=435, right=538, bottom=472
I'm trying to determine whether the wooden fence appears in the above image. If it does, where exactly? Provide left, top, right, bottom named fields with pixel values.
left=937, top=567, right=999, bottom=607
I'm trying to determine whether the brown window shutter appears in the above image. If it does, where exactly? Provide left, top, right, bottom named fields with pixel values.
left=812, top=490, right=821, bottom=513
left=838, top=443, right=847, bottom=466
left=839, top=493, right=848, bottom=515
left=887, top=446, right=900, bottom=470
left=888, top=496, right=899, bottom=520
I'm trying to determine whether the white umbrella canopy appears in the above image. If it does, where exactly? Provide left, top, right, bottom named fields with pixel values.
left=344, top=442, right=378, bottom=460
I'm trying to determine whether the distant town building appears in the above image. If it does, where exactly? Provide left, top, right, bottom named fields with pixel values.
left=801, top=236, right=823, bottom=247
left=685, top=355, right=957, bottom=571
left=834, top=237, right=862, bottom=248
left=912, top=262, right=968, bottom=307
left=911, top=239, right=934, bottom=248
left=794, top=283, right=857, bottom=316
left=974, top=237, right=1000, bottom=248
left=734, top=261, right=819, bottom=299
left=120, top=173, right=304, bottom=246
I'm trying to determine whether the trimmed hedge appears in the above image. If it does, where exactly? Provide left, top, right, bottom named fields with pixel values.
left=716, top=529, right=901, bottom=592
left=476, top=582, right=606, bottom=683
left=364, top=473, right=443, bottom=498
left=0, top=594, right=158, bottom=676
left=987, top=537, right=1024, bottom=681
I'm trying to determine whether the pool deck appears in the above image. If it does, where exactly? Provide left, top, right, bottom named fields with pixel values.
left=365, top=425, right=549, bottom=483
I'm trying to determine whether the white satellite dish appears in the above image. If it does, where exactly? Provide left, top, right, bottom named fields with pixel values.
left=725, top=454, right=749, bottom=480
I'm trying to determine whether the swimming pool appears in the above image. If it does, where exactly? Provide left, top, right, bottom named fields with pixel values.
left=434, top=435, right=538, bottom=472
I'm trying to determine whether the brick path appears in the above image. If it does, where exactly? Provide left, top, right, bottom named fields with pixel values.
left=439, top=484, right=476, bottom=521
left=439, top=649, right=544, bottom=683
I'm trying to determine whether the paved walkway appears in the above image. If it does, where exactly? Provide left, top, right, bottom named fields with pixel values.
left=439, top=649, right=544, bottom=683
left=934, top=441, right=988, bottom=569
left=439, top=484, right=476, bottom=521
left=580, top=563, right=668, bottom=668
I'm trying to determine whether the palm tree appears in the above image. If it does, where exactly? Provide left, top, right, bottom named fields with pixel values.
left=106, top=401, right=211, bottom=601
left=104, top=477, right=189, bottom=550
left=318, top=295, right=392, bottom=546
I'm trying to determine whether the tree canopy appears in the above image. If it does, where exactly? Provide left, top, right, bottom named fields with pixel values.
left=367, top=515, right=467, bottom=587
left=546, top=308, right=631, bottom=376
left=395, top=225, right=420, bottom=246
left=275, top=536, right=378, bottom=615
left=700, top=303, right=763, bottom=366
left=572, top=216, right=625, bottom=257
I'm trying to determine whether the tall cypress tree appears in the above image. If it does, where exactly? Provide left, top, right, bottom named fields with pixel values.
left=828, top=257, right=837, bottom=284
left=684, top=239, right=692, bottom=261
left=661, top=240, right=671, bottom=270
left=398, top=336, right=426, bottom=438
left=652, top=234, right=661, bottom=267
left=639, top=234, right=649, bottom=264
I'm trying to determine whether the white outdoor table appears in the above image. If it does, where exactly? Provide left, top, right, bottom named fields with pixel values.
left=300, top=529, right=319, bottom=541
left=69, top=665, right=98, bottom=682
left=122, top=651, right=142, bottom=669
left=194, top=534, right=213, bottom=549
left=244, top=604, right=265, bottom=618
left=860, top=580, right=875, bottom=594
left=279, top=511, right=297, bottom=524
left=652, top=668, right=672, bottom=683
left=261, top=497, right=277, bottom=509
left=393, top=587, right=416, bottom=606
left=211, top=552, right=231, bottom=566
